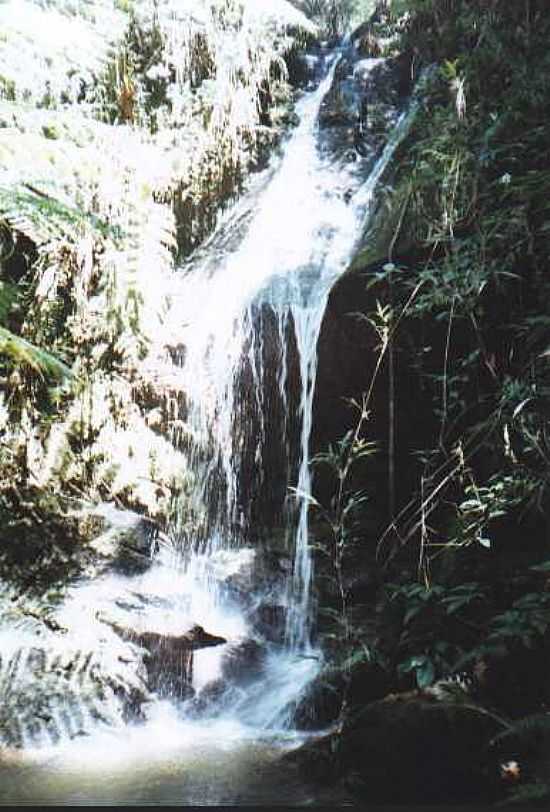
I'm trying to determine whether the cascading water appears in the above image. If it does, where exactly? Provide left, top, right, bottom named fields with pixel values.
left=167, top=50, right=420, bottom=682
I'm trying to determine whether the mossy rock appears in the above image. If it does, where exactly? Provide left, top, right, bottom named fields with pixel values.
left=288, top=694, right=501, bottom=804
left=355, top=696, right=506, bottom=802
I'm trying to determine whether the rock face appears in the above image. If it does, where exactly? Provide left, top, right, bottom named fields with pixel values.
left=99, top=619, right=227, bottom=654
left=88, top=510, right=166, bottom=576
left=187, top=637, right=268, bottom=718
left=249, top=603, right=286, bottom=644
left=316, top=41, right=407, bottom=165
left=311, top=268, right=432, bottom=523
left=286, top=47, right=327, bottom=90
left=293, top=660, right=388, bottom=731
left=220, top=638, right=265, bottom=683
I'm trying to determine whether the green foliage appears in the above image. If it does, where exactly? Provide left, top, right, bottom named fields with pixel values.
left=498, top=781, right=550, bottom=806
left=448, top=474, right=534, bottom=552
left=0, top=0, right=314, bottom=526
left=305, top=397, right=378, bottom=715
left=0, top=280, right=18, bottom=323
left=114, top=0, right=135, bottom=11
left=364, top=0, right=550, bottom=566
left=384, top=580, right=484, bottom=685
left=291, top=0, right=353, bottom=36
left=0, top=74, right=16, bottom=102
left=0, top=326, right=71, bottom=380
left=303, top=2, right=550, bottom=799
left=0, top=185, right=120, bottom=247
left=488, top=593, right=550, bottom=648
left=491, top=712, right=550, bottom=749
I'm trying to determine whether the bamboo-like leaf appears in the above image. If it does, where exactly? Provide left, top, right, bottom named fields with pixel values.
left=0, top=325, right=72, bottom=380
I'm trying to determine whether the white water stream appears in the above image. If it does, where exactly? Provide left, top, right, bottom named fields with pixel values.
left=168, top=52, right=417, bottom=661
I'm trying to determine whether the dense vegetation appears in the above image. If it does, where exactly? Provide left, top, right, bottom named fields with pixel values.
left=290, top=0, right=374, bottom=37
left=307, top=0, right=550, bottom=804
left=0, top=0, right=313, bottom=553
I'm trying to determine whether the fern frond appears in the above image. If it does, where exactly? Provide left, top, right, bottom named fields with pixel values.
left=0, top=325, right=72, bottom=379
left=490, top=711, right=550, bottom=747
left=0, top=643, right=148, bottom=748
left=498, top=780, right=550, bottom=806
left=0, top=184, right=119, bottom=248
left=0, top=281, right=19, bottom=323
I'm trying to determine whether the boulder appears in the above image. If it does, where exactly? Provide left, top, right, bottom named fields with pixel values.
left=186, top=639, right=267, bottom=716
left=292, top=673, right=343, bottom=731
left=287, top=694, right=501, bottom=804
left=293, top=660, right=388, bottom=731
left=97, top=618, right=227, bottom=656
left=220, top=638, right=266, bottom=684
left=97, top=617, right=227, bottom=699
left=285, top=48, right=325, bottom=89
left=188, top=678, right=248, bottom=718
left=222, top=547, right=290, bottom=611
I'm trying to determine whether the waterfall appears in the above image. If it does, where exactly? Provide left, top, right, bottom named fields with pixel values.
left=160, top=47, right=420, bottom=703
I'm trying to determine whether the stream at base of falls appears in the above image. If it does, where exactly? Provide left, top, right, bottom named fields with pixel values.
left=0, top=44, right=418, bottom=806
left=0, top=536, right=346, bottom=806
left=0, top=716, right=345, bottom=806
left=0, top=532, right=345, bottom=806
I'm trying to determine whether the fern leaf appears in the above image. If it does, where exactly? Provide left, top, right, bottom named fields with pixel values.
left=490, top=711, right=550, bottom=746
left=0, top=185, right=119, bottom=247
left=0, top=325, right=72, bottom=380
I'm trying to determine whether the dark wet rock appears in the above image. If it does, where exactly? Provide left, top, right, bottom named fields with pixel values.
left=186, top=640, right=268, bottom=717
left=293, top=660, right=388, bottom=731
left=286, top=46, right=326, bottom=89
left=220, top=638, right=266, bottom=684
left=187, top=677, right=249, bottom=718
left=165, top=342, right=186, bottom=367
left=220, top=558, right=258, bottom=608
left=98, top=617, right=227, bottom=699
left=194, top=677, right=227, bottom=708
left=293, top=33, right=414, bottom=214
left=312, top=267, right=432, bottom=521
left=287, top=694, right=500, bottom=804
left=292, top=672, right=343, bottom=731
left=221, top=547, right=290, bottom=610
left=392, top=49, right=417, bottom=98
left=317, top=47, right=404, bottom=166
left=353, top=26, right=383, bottom=59
left=282, top=731, right=341, bottom=786
left=99, top=619, right=227, bottom=653
left=249, top=603, right=286, bottom=643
